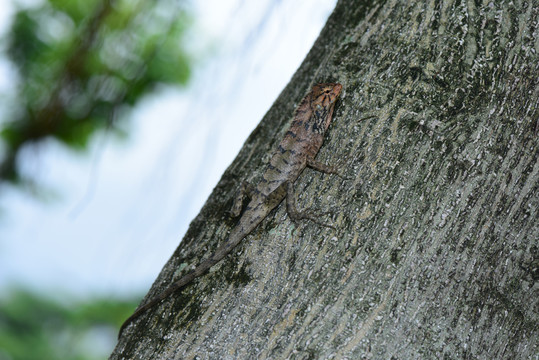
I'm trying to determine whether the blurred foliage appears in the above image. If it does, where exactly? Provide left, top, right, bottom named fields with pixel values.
left=0, top=0, right=192, bottom=184
left=0, top=288, right=139, bottom=359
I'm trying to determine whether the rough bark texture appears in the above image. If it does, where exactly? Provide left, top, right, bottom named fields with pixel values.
left=111, top=0, right=538, bottom=358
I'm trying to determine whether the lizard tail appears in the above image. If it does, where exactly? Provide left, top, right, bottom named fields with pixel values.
left=118, top=256, right=219, bottom=338
left=118, top=227, right=248, bottom=338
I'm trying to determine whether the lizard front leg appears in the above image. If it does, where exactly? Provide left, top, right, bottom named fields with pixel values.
left=306, top=158, right=339, bottom=174
left=307, top=158, right=348, bottom=179
left=286, top=181, right=335, bottom=229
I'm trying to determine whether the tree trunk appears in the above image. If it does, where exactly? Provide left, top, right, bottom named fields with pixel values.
left=110, top=0, right=538, bottom=358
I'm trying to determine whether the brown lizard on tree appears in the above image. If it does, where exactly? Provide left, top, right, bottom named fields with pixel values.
left=119, top=83, right=343, bottom=338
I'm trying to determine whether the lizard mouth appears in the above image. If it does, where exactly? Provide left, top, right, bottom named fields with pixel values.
left=333, top=83, right=343, bottom=96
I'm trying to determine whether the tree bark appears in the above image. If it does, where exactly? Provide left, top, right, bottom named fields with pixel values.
left=111, top=0, right=538, bottom=358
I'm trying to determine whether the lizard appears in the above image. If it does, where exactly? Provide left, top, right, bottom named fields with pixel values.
left=119, top=82, right=343, bottom=338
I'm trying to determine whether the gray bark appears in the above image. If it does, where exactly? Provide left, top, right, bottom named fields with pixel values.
left=111, top=0, right=538, bottom=358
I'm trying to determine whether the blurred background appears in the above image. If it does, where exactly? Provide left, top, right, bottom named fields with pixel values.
left=0, top=0, right=336, bottom=358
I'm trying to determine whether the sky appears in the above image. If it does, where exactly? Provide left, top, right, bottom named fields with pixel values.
left=0, top=0, right=337, bottom=302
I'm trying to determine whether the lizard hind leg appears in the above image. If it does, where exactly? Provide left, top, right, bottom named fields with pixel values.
left=285, top=182, right=335, bottom=230
left=230, top=181, right=256, bottom=218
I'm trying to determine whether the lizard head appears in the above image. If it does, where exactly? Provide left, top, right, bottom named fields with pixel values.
left=312, top=83, right=342, bottom=107
left=311, top=83, right=343, bottom=131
